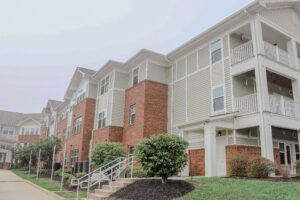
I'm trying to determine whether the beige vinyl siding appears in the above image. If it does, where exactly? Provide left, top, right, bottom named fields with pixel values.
left=187, top=131, right=204, bottom=150
left=236, top=137, right=258, bottom=146
left=187, top=69, right=211, bottom=122
left=172, top=64, right=177, bottom=81
left=187, top=52, right=197, bottom=74
left=114, top=72, right=128, bottom=90
left=223, top=35, right=229, bottom=58
left=111, top=90, right=125, bottom=127
left=177, top=58, right=186, bottom=79
left=259, top=8, right=300, bottom=38
left=106, top=91, right=113, bottom=125
left=198, top=46, right=210, bottom=69
left=173, top=79, right=186, bottom=125
left=109, top=72, right=114, bottom=90
left=211, top=62, right=224, bottom=87
left=128, top=71, right=132, bottom=88
left=166, top=67, right=172, bottom=84
left=224, top=59, right=232, bottom=112
left=147, top=62, right=168, bottom=84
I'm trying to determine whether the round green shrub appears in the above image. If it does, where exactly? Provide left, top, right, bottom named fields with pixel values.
left=54, top=168, right=71, bottom=177
left=135, top=134, right=188, bottom=183
left=247, top=157, right=274, bottom=178
left=228, top=156, right=248, bottom=177
left=91, top=142, right=126, bottom=168
left=38, top=169, right=49, bottom=175
left=125, top=167, right=149, bottom=178
left=75, top=172, right=87, bottom=178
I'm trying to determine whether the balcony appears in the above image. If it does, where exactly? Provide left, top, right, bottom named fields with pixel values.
left=269, top=94, right=296, bottom=117
left=264, top=41, right=290, bottom=66
left=234, top=93, right=258, bottom=114
left=231, top=41, right=254, bottom=65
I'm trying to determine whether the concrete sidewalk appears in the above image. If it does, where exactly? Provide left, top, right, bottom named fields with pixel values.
left=0, top=169, right=59, bottom=200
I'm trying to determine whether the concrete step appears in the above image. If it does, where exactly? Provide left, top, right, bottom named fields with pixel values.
left=112, top=181, right=130, bottom=187
left=89, top=193, right=107, bottom=200
left=95, top=189, right=114, bottom=196
left=102, top=184, right=122, bottom=192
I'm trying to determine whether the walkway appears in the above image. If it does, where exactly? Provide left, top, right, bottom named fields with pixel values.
left=0, top=169, right=58, bottom=200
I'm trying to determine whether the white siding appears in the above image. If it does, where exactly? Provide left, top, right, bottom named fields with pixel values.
left=173, top=79, right=186, bottom=125
left=111, top=90, right=125, bottom=127
left=147, top=62, right=168, bottom=84
left=224, top=59, right=232, bottom=112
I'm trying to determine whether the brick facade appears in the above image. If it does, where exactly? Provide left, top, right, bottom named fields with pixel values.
left=93, top=126, right=123, bottom=146
left=226, top=145, right=281, bottom=175
left=40, top=127, right=48, bottom=139
left=189, top=149, right=205, bottom=176
left=123, top=80, right=168, bottom=152
left=56, top=117, right=68, bottom=162
left=17, top=135, right=40, bottom=146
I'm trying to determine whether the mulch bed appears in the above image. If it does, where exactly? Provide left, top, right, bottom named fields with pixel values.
left=227, top=176, right=300, bottom=182
left=109, top=179, right=195, bottom=200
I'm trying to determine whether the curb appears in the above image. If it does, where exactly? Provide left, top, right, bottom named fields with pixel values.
left=23, top=179, right=66, bottom=200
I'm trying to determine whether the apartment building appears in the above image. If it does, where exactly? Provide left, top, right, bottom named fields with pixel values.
left=8, top=0, right=300, bottom=177
left=0, top=111, right=42, bottom=169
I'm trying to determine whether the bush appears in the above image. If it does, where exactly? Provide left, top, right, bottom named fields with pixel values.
left=92, top=142, right=126, bottom=168
left=125, top=167, right=149, bottom=178
left=228, top=156, right=248, bottom=177
left=135, top=134, right=188, bottom=183
left=296, top=160, right=300, bottom=171
left=38, top=169, right=49, bottom=175
left=247, top=157, right=274, bottom=178
left=63, top=173, right=76, bottom=186
left=76, top=172, right=87, bottom=178
left=54, top=168, right=71, bottom=177
left=276, top=164, right=290, bottom=178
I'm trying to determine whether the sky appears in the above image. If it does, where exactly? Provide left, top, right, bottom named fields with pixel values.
left=0, top=0, right=253, bottom=113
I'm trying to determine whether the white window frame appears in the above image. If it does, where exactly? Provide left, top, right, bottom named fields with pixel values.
left=2, top=127, right=14, bottom=135
left=100, top=76, right=109, bottom=95
left=70, top=149, right=78, bottom=166
left=73, top=117, right=82, bottom=134
left=130, top=104, right=136, bottom=125
left=212, top=85, right=225, bottom=112
left=211, top=39, right=222, bottom=64
left=98, top=110, right=107, bottom=129
left=132, top=67, right=139, bottom=86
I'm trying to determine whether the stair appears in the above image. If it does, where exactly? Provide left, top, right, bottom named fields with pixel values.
left=89, top=178, right=136, bottom=200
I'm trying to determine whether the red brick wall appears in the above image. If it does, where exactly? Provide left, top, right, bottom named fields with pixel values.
left=56, top=117, right=68, bottom=162
left=226, top=145, right=281, bottom=175
left=189, top=149, right=205, bottom=176
left=93, top=126, right=123, bottom=146
left=40, top=127, right=48, bottom=139
left=0, top=163, right=10, bottom=169
left=18, top=135, right=40, bottom=146
left=123, top=80, right=168, bottom=152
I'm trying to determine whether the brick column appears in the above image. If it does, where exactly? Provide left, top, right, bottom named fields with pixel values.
left=204, top=125, right=216, bottom=177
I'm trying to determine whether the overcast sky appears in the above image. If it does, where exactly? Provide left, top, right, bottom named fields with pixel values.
left=0, top=0, right=253, bottom=113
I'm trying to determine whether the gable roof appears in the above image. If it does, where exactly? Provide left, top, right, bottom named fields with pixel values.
left=0, top=110, right=42, bottom=126
left=93, top=60, right=123, bottom=80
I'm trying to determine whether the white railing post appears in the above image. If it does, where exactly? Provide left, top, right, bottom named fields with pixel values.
left=280, top=96, right=285, bottom=115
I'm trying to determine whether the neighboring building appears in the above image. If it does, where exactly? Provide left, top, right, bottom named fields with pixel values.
left=3, top=0, right=300, bottom=177
left=0, top=110, right=42, bottom=169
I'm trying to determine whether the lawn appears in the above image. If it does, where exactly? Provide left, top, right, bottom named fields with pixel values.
left=178, top=177, right=300, bottom=200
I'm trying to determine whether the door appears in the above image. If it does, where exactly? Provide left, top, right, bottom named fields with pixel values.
left=286, top=144, right=292, bottom=166
left=216, top=137, right=226, bottom=176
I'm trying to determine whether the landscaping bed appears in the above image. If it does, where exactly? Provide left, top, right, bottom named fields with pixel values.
left=110, top=179, right=194, bottom=200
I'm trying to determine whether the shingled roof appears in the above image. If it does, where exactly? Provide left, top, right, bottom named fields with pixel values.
left=0, top=110, right=42, bottom=126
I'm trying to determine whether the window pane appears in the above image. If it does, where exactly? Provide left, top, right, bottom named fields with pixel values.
left=280, top=153, right=285, bottom=164
left=214, top=97, right=224, bottom=111
left=213, top=86, right=224, bottom=98
left=211, top=40, right=221, bottom=52
left=296, top=144, right=299, bottom=153
left=212, top=49, right=222, bottom=64
left=279, top=143, right=284, bottom=152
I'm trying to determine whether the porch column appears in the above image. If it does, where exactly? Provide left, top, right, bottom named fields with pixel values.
left=204, top=125, right=216, bottom=177
left=259, top=123, right=274, bottom=162
left=255, top=65, right=270, bottom=112
left=287, top=39, right=298, bottom=69
left=251, top=19, right=264, bottom=55
left=292, top=79, right=300, bottom=118
left=298, top=131, right=300, bottom=148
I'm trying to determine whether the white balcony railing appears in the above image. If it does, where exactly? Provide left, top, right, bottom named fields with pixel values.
left=264, top=41, right=290, bottom=66
left=234, top=93, right=258, bottom=114
left=231, top=41, right=254, bottom=65
left=269, top=94, right=296, bottom=117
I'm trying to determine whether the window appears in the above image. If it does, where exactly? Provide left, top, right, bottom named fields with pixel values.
left=130, top=105, right=136, bottom=124
left=133, top=68, right=139, bottom=85
left=98, top=111, right=107, bottom=129
left=279, top=143, right=285, bottom=164
left=296, top=144, right=300, bottom=160
left=35, top=128, right=39, bottom=135
left=63, top=128, right=70, bottom=140
left=25, top=128, right=29, bottom=135
left=76, top=86, right=87, bottom=104
left=70, top=149, right=79, bottom=166
left=211, top=40, right=222, bottom=64
left=100, top=76, right=109, bottom=95
left=73, top=117, right=82, bottom=134
left=30, top=128, right=35, bottom=135
left=2, top=127, right=14, bottom=135
left=22, top=128, right=25, bottom=135
left=213, top=86, right=224, bottom=112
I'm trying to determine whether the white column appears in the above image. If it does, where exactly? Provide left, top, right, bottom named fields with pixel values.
left=298, top=131, right=300, bottom=148
left=259, top=123, right=274, bottom=162
left=287, top=39, right=298, bottom=69
left=292, top=79, right=300, bottom=118
left=251, top=19, right=264, bottom=55
left=255, top=65, right=270, bottom=112
left=204, top=125, right=216, bottom=177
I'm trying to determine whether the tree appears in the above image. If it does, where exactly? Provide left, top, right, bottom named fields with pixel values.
left=135, top=134, right=189, bottom=184
left=91, top=142, right=126, bottom=168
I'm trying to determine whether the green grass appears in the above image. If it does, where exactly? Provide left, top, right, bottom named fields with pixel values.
left=11, top=169, right=61, bottom=191
left=55, top=191, right=87, bottom=198
left=178, top=177, right=300, bottom=200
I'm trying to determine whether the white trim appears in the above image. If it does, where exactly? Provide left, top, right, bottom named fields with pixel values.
left=146, top=60, right=149, bottom=79
left=169, top=65, right=210, bottom=85
left=110, top=71, right=116, bottom=125
left=185, top=57, right=188, bottom=122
